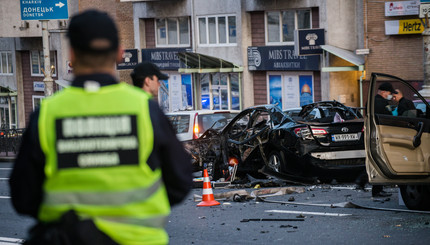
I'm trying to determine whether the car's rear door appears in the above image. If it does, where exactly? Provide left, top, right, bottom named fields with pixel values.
left=365, top=73, right=430, bottom=184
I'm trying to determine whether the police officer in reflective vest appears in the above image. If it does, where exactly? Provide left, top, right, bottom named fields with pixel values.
left=10, top=10, right=192, bottom=245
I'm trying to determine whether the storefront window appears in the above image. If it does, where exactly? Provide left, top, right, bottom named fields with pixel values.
left=268, top=73, right=313, bottom=110
left=201, top=73, right=210, bottom=109
left=230, top=73, right=240, bottom=110
left=200, top=73, right=240, bottom=110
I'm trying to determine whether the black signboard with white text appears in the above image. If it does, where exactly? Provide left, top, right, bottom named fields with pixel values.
left=247, top=46, right=320, bottom=71
left=142, top=48, right=187, bottom=70
left=294, top=28, right=325, bottom=56
left=117, top=49, right=138, bottom=70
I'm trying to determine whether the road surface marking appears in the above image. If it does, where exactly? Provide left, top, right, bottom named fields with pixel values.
left=265, top=209, right=352, bottom=217
left=0, top=178, right=9, bottom=180
left=0, top=196, right=11, bottom=199
left=0, top=168, right=12, bottom=170
left=0, top=237, right=24, bottom=244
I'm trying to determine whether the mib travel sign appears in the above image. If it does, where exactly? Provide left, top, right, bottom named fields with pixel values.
left=21, top=0, right=68, bottom=20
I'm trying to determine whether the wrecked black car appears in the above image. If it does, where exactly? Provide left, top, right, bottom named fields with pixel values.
left=186, top=102, right=365, bottom=183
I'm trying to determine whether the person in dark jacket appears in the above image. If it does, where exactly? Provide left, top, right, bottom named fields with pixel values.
left=357, top=82, right=396, bottom=197
left=393, top=89, right=415, bottom=116
left=9, top=9, right=192, bottom=245
left=131, top=62, right=169, bottom=98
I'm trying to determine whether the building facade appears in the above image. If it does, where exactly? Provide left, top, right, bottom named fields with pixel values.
left=126, top=0, right=366, bottom=113
left=1, top=0, right=425, bottom=129
left=0, top=0, right=134, bottom=128
left=362, top=0, right=424, bottom=103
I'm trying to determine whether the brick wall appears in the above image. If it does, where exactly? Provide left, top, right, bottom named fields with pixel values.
left=253, top=71, right=267, bottom=105
left=21, top=51, right=58, bottom=124
left=79, top=0, right=135, bottom=84
left=312, top=7, right=319, bottom=28
left=145, top=19, right=156, bottom=48
left=251, top=11, right=265, bottom=46
left=365, top=0, right=423, bottom=82
left=313, top=71, right=321, bottom=102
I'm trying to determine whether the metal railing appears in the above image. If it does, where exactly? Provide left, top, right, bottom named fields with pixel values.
left=0, top=128, right=25, bottom=156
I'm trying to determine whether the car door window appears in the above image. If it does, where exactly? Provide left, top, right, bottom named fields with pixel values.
left=367, top=73, right=430, bottom=178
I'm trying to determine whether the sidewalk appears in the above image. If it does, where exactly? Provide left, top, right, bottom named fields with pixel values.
left=0, top=152, right=16, bottom=162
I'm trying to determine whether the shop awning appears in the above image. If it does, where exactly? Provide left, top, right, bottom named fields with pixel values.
left=0, top=80, right=17, bottom=92
left=177, top=52, right=243, bottom=73
left=321, top=45, right=364, bottom=72
left=55, top=79, right=71, bottom=88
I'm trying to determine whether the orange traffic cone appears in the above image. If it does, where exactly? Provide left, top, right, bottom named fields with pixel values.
left=197, top=168, right=220, bottom=207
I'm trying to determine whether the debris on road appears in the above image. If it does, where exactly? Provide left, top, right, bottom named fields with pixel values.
left=193, top=186, right=306, bottom=202
left=256, top=196, right=430, bottom=214
left=265, top=209, right=352, bottom=217
left=240, top=218, right=305, bottom=222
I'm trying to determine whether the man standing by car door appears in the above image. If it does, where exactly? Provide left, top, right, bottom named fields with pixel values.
left=9, top=10, right=191, bottom=245
left=357, top=82, right=397, bottom=197
left=131, top=61, right=169, bottom=98
left=392, top=88, right=415, bottom=116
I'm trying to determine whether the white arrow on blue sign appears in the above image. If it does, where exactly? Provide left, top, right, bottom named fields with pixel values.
left=21, top=0, right=68, bottom=20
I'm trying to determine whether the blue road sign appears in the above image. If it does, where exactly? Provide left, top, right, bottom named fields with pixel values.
left=21, top=0, right=69, bottom=20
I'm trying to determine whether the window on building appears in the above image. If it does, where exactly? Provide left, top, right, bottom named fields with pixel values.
left=156, top=17, right=190, bottom=47
left=266, top=9, right=311, bottom=45
left=0, top=52, right=13, bottom=75
left=32, top=95, right=45, bottom=111
left=198, top=15, right=237, bottom=46
left=30, top=50, right=56, bottom=76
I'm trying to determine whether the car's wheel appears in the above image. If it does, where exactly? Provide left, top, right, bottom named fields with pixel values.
left=268, top=151, right=284, bottom=173
left=399, top=185, right=430, bottom=211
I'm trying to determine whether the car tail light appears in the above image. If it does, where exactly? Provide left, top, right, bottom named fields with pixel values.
left=311, top=128, right=328, bottom=135
left=294, top=127, right=304, bottom=137
left=294, top=127, right=327, bottom=139
left=192, top=113, right=199, bottom=139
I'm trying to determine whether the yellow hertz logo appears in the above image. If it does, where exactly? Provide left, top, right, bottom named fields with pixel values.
left=398, top=19, right=424, bottom=34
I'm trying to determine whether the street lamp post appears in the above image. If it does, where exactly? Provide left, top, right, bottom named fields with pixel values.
left=41, top=20, right=54, bottom=97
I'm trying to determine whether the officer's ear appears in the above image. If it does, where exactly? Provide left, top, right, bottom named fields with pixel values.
left=116, top=46, right=124, bottom=64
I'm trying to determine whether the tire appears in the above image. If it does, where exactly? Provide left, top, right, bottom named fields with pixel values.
left=267, top=151, right=285, bottom=173
left=399, top=185, right=430, bottom=211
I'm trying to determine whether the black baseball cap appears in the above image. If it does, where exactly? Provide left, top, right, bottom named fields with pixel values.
left=378, top=82, right=398, bottom=94
left=131, top=62, right=169, bottom=81
left=67, top=9, right=119, bottom=53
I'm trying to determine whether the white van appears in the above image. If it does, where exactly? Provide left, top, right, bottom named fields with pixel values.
left=165, top=110, right=239, bottom=141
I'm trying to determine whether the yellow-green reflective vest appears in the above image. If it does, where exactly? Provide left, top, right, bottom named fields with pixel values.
left=37, top=83, right=171, bottom=245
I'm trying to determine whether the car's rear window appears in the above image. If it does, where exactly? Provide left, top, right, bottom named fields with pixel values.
left=166, top=115, right=190, bottom=134
left=198, top=113, right=237, bottom=132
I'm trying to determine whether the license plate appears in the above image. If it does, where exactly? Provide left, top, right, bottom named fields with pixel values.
left=331, top=133, right=359, bottom=142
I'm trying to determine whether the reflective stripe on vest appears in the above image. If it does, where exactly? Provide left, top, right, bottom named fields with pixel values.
left=44, top=178, right=162, bottom=206
left=100, top=215, right=168, bottom=229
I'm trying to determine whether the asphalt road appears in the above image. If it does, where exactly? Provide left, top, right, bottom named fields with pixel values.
left=1, top=161, right=430, bottom=245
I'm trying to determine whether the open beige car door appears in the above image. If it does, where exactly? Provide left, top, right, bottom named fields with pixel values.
left=365, top=73, right=430, bottom=210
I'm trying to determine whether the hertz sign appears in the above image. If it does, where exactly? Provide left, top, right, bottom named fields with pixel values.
left=385, top=19, right=424, bottom=35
